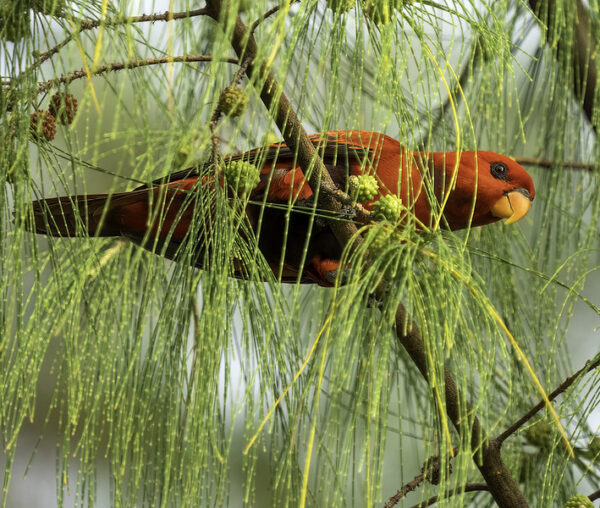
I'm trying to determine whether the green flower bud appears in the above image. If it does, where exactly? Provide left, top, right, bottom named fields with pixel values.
left=348, top=174, right=378, bottom=203
left=362, top=0, right=412, bottom=25
left=373, top=194, right=404, bottom=222
left=1, top=6, right=30, bottom=42
left=327, top=0, right=355, bottom=13
left=565, top=494, right=593, bottom=508
left=175, top=145, right=192, bottom=168
left=31, top=0, right=66, bottom=15
left=367, top=227, right=392, bottom=257
left=264, top=132, right=282, bottom=146
left=218, top=86, right=249, bottom=117
left=589, top=436, right=600, bottom=456
left=525, top=420, right=552, bottom=448
left=223, top=160, right=260, bottom=194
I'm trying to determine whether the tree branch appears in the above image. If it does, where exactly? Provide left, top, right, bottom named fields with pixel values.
left=35, top=55, right=238, bottom=94
left=249, top=4, right=296, bottom=36
left=410, top=483, right=491, bottom=508
left=392, top=305, right=528, bottom=507
left=204, top=0, right=360, bottom=248
left=496, top=357, right=600, bottom=445
left=30, top=8, right=210, bottom=69
left=383, top=470, right=426, bottom=507
left=384, top=452, right=459, bottom=507
left=204, top=1, right=528, bottom=505
left=514, top=156, right=596, bottom=172
left=77, top=8, right=210, bottom=30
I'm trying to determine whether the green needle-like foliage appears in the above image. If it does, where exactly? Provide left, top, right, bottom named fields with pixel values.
left=1, top=0, right=600, bottom=506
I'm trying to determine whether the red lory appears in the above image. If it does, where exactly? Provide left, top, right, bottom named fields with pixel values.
left=27, top=130, right=534, bottom=285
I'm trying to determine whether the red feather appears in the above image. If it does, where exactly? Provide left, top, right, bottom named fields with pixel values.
left=28, top=130, right=535, bottom=286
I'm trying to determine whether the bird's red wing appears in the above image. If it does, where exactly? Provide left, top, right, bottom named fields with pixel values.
left=137, top=131, right=378, bottom=193
left=247, top=131, right=383, bottom=203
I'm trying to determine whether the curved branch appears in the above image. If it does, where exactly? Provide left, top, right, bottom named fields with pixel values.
left=392, top=305, right=528, bottom=507
left=36, top=55, right=239, bottom=93
left=496, top=356, right=600, bottom=445
left=204, top=0, right=361, bottom=248
left=514, top=156, right=596, bottom=172
left=410, top=483, right=491, bottom=508
left=383, top=471, right=426, bottom=507
left=204, top=1, right=528, bottom=505
left=30, top=9, right=210, bottom=69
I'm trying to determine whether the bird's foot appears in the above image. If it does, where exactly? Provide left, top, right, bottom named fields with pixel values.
left=324, top=267, right=352, bottom=286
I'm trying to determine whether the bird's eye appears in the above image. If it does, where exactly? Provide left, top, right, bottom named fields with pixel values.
left=490, top=162, right=509, bottom=181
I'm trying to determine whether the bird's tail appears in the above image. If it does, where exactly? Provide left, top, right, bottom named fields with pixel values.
left=28, top=194, right=124, bottom=237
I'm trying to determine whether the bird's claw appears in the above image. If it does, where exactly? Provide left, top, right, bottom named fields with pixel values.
left=325, top=267, right=351, bottom=286
left=339, top=205, right=357, bottom=220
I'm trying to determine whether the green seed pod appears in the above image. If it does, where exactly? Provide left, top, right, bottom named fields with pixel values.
left=218, top=86, right=249, bottom=117
left=174, top=145, right=192, bottom=168
left=564, top=494, right=593, bottom=508
left=264, top=132, right=282, bottom=146
left=589, top=436, right=600, bottom=456
left=348, top=174, right=378, bottom=203
left=362, top=0, right=393, bottom=24
left=1, top=6, right=31, bottom=42
left=373, top=194, right=404, bottom=222
left=362, top=0, right=412, bottom=25
left=31, top=0, right=66, bottom=15
left=525, top=420, right=552, bottom=448
left=326, top=0, right=355, bottom=13
left=367, top=227, right=392, bottom=258
left=223, top=160, right=261, bottom=194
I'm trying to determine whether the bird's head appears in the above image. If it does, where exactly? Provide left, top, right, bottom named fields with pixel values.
left=430, top=150, right=535, bottom=230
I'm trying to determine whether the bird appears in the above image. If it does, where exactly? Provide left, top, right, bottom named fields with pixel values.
left=26, top=130, right=535, bottom=286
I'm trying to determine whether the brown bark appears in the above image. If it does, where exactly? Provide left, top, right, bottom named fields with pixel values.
left=394, top=305, right=528, bottom=507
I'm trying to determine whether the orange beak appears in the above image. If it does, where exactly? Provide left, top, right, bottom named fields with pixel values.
left=490, top=189, right=532, bottom=225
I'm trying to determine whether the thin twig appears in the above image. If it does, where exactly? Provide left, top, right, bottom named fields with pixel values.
left=78, top=8, right=210, bottom=30
left=35, top=55, right=238, bottom=93
left=384, top=452, right=458, bottom=508
left=249, top=3, right=295, bottom=35
left=514, top=156, right=596, bottom=172
left=496, top=357, right=600, bottom=444
left=383, top=472, right=426, bottom=508
left=589, top=489, right=600, bottom=501
left=30, top=9, right=210, bottom=69
left=410, top=483, right=491, bottom=508
left=232, top=58, right=252, bottom=88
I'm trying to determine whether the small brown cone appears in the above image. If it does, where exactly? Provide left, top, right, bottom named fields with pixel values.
left=30, top=110, right=56, bottom=141
left=48, top=92, right=78, bottom=125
